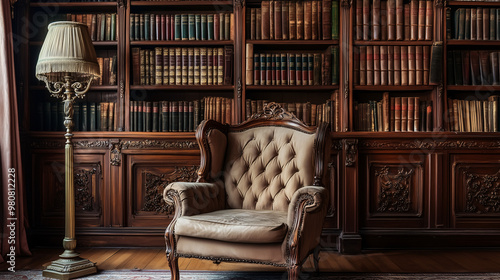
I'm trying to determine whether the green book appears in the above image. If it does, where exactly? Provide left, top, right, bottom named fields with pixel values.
left=332, top=0, right=339, bottom=40
left=110, top=13, right=116, bottom=41
left=172, top=101, right=179, bottom=132
left=201, top=14, right=208, bottom=40
left=183, top=101, right=189, bottom=132
left=175, top=14, right=181, bottom=40
left=260, top=53, right=266, bottom=85
left=90, top=102, right=96, bottom=131
left=138, top=101, right=143, bottom=132
left=135, top=14, right=140, bottom=41
left=130, top=13, right=135, bottom=41
left=145, top=101, right=152, bottom=132
left=332, top=46, right=339, bottom=85
left=195, top=14, right=201, bottom=40
left=100, top=13, right=106, bottom=41
left=144, top=13, right=150, bottom=41
left=152, top=101, right=159, bottom=132
left=157, top=102, right=162, bottom=132
left=188, top=101, right=194, bottom=132
left=207, top=14, right=214, bottom=40
left=96, top=103, right=101, bottom=131
left=188, top=14, right=195, bottom=40
left=454, top=9, right=460, bottom=39
left=220, top=13, right=225, bottom=40
left=178, top=101, right=184, bottom=132
left=181, top=14, right=189, bottom=40
left=81, top=102, right=88, bottom=132
left=161, top=101, right=169, bottom=132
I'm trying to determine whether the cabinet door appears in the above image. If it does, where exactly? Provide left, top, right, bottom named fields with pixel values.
left=360, top=152, right=428, bottom=229
left=126, top=154, right=199, bottom=228
left=33, top=152, right=104, bottom=228
left=451, top=153, right=500, bottom=229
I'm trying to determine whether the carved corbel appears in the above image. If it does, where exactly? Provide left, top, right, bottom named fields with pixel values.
left=343, top=139, right=358, bottom=167
left=109, top=140, right=122, bottom=166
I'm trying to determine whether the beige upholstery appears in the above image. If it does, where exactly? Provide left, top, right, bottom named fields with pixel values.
left=164, top=103, right=330, bottom=280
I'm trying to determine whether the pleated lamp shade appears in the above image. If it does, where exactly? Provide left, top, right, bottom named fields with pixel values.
left=36, top=21, right=100, bottom=83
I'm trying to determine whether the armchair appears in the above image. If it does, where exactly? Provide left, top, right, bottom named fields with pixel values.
left=163, top=103, right=331, bottom=280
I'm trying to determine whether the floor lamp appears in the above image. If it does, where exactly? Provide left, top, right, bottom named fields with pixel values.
left=35, top=21, right=100, bottom=279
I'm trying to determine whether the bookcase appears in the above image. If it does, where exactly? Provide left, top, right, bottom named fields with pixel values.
left=14, top=0, right=500, bottom=252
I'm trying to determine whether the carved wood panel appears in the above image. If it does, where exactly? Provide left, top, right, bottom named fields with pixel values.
left=32, top=153, right=104, bottom=228
left=126, top=154, right=199, bottom=227
left=361, top=153, right=427, bottom=229
left=451, top=154, right=500, bottom=229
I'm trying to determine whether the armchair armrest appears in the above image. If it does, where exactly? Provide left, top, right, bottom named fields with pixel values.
left=287, top=186, right=327, bottom=227
left=163, top=181, right=225, bottom=217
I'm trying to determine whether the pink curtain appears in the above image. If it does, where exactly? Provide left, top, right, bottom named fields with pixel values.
left=1, top=0, right=31, bottom=263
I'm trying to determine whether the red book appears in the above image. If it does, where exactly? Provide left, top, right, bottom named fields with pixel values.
left=394, top=46, right=401, bottom=85
left=356, top=0, right=363, bottom=40
left=214, top=13, right=220, bottom=41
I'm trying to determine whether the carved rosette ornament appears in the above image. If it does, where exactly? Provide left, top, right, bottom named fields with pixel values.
left=250, top=102, right=302, bottom=122
left=343, top=139, right=358, bottom=167
left=464, top=169, right=500, bottom=214
left=375, top=166, right=414, bottom=213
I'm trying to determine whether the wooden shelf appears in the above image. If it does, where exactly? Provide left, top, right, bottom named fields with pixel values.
left=27, top=131, right=197, bottom=139
left=354, top=40, right=434, bottom=46
left=354, top=85, right=435, bottom=91
left=333, top=131, right=500, bottom=138
left=247, top=40, right=339, bottom=45
left=246, top=85, right=339, bottom=90
left=130, top=1, right=233, bottom=6
left=130, top=40, right=233, bottom=46
left=447, top=40, right=500, bottom=46
left=447, top=1, right=500, bottom=6
left=30, top=2, right=117, bottom=7
left=130, top=85, right=234, bottom=90
left=447, top=85, right=500, bottom=91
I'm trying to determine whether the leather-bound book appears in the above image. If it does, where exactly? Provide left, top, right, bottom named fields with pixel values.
left=471, top=8, right=477, bottom=40
left=265, top=53, right=271, bottom=85
left=363, top=0, right=370, bottom=40
left=374, top=46, right=381, bottom=85
left=477, top=8, right=483, bottom=40
left=423, top=45, right=430, bottom=85
left=324, top=47, right=332, bottom=85
left=497, top=9, right=500, bottom=40
left=407, top=96, right=414, bottom=131
left=483, top=8, right=490, bottom=41
left=214, top=13, right=220, bottom=40
left=270, top=1, right=275, bottom=40
left=488, top=95, right=499, bottom=132
left=418, top=0, right=425, bottom=40
left=388, top=46, right=394, bottom=85
left=453, top=50, right=463, bottom=85
left=224, top=46, right=233, bottom=85
left=200, top=47, right=207, bottom=85
left=483, top=100, right=489, bottom=132
left=207, top=48, right=213, bottom=85
left=462, top=50, right=470, bottom=85
left=390, top=97, right=395, bottom=131
left=372, top=0, right=381, bottom=40
left=388, top=0, right=396, bottom=40
left=194, top=14, right=200, bottom=40
left=288, top=54, right=295, bottom=85
left=426, top=100, right=433, bottom=132
left=260, top=53, right=266, bottom=85
left=256, top=8, right=262, bottom=40
left=490, top=8, right=496, bottom=40
left=250, top=8, right=256, bottom=40
left=354, top=50, right=360, bottom=85
left=394, top=46, right=401, bottom=85
left=409, top=46, right=417, bottom=86
left=401, top=46, right=408, bottom=85
left=194, top=48, right=200, bottom=85
left=491, top=52, right=499, bottom=85
left=445, top=8, right=452, bottom=40
left=383, top=92, right=390, bottom=131
left=254, top=51, right=260, bottom=85
left=396, top=0, right=404, bottom=40
left=132, top=48, right=141, bottom=85
left=162, top=47, right=169, bottom=85
left=282, top=1, right=289, bottom=40
left=246, top=44, right=253, bottom=85
left=366, top=46, right=374, bottom=85
left=155, top=47, right=163, bottom=85
left=297, top=1, right=304, bottom=40
left=168, top=48, right=176, bottom=85
left=152, top=102, right=159, bottom=132
left=272, top=54, right=276, bottom=85
left=332, top=47, right=339, bottom=85
left=207, top=14, right=214, bottom=40
left=304, top=1, right=312, bottom=40
left=415, top=45, right=423, bottom=85
left=394, top=97, right=401, bottom=132
left=425, top=0, right=433, bottom=40
left=93, top=14, right=99, bottom=41
left=359, top=46, right=367, bottom=85
left=289, top=2, right=296, bottom=39
left=295, top=53, right=302, bottom=85
left=275, top=0, right=282, bottom=40
left=182, top=47, right=189, bottom=85
left=311, top=0, right=318, bottom=40
left=226, top=13, right=232, bottom=41
left=401, top=97, right=408, bottom=132
left=262, top=1, right=270, bottom=39
left=356, top=0, right=363, bottom=40
left=414, top=97, right=420, bottom=131
left=410, top=0, right=418, bottom=40
left=332, top=0, right=340, bottom=40
left=380, top=46, right=388, bottom=85
left=381, top=2, right=387, bottom=40
left=470, top=50, right=480, bottom=85
left=404, top=3, right=410, bottom=40
left=479, top=50, right=492, bottom=85
left=464, top=8, right=471, bottom=40
left=281, top=53, right=287, bottom=85
left=428, top=42, right=442, bottom=84
left=145, top=101, right=152, bottom=132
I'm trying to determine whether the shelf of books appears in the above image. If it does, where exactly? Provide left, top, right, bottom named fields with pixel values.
left=444, top=1, right=500, bottom=132
left=126, top=1, right=236, bottom=132
left=243, top=0, right=341, bottom=131
left=26, top=1, right=120, bottom=132
left=350, top=0, right=440, bottom=132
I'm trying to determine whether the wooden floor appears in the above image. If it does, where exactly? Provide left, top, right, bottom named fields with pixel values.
left=3, top=247, right=500, bottom=273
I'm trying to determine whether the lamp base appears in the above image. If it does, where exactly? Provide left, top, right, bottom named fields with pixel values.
left=42, top=257, right=97, bottom=280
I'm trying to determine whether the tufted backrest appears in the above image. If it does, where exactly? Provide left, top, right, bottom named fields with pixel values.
left=223, top=126, right=317, bottom=212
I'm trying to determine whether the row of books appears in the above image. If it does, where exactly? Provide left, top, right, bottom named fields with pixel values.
left=130, top=97, right=233, bottom=132
left=447, top=96, right=499, bottom=132
left=447, top=50, right=500, bottom=86
left=448, top=8, right=500, bottom=40
left=35, top=0, right=115, bottom=2
left=246, top=0, right=339, bottom=40
left=355, top=0, right=433, bottom=41
left=130, top=13, right=233, bottom=41
left=131, top=46, right=234, bottom=86
left=245, top=45, right=339, bottom=86
left=354, top=93, right=433, bottom=132
left=354, top=45, right=431, bottom=86
left=65, top=13, right=117, bottom=41
left=34, top=102, right=116, bottom=132
left=95, top=56, right=117, bottom=86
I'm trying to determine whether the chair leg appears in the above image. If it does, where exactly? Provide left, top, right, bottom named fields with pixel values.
left=287, top=264, right=301, bottom=280
left=312, top=247, right=320, bottom=276
left=167, top=253, right=179, bottom=280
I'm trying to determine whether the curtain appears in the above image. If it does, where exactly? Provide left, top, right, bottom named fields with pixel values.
left=1, top=0, right=31, bottom=263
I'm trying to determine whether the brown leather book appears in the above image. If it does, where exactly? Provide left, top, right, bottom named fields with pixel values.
left=404, top=3, right=410, bottom=40
left=359, top=46, right=367, bottom=85
left=423, top=45, right=430, bottom=85
left=354, top=50, right=360, bottom=85
left=281, top=53, right=287, bottom=85
left=207, top=48, right=213, bottom=85
left=462, top=50, right=470, bottom=85
left=270, top=0, right=275, bottom=40
left=383, top=92, right=390, bottom=131
left=155, top=47, right=163, bottom=85
left=388, top=0, right=396, bottom=40
left=395, top=97, right=401, bottom=132
left=372, top=0, right=381, bottom=40
left=401, top=97, right=408, bottom=132
left=471, top=8, right=477, bottom=40
left=479, top=50, right=492, bottom=85
left=425, top=0, right=433, bottom=40
left=477, top=8, right=483, bottom=40
left=381, top=2, right=388, bottom=40
left=388, top=46, right=394, bottom=85
left=356, top=0, right=363, bottom=40
left=304, top=1, right=312, bottom=40
left=483, top=8, right=490, bottom=41
left=418, top=0, right=426, bottom=40
left=415, top=46, right=423, bottom=85
left=414, top=97, right=420, bottom=131
left=250, top=8, right=256, bottom=40
left=366, top=46, right=374, bottom=85
left=261, top=1, right=270, bottom=40
left=214, top=13, right=220, bottom=41
left=275, top=0, right=282, bottom=40
left=162, top=48, right=169, bottom=85
left=408, top=46, right=416, bottom=85
left=396, top=0, right=404, bottom=40
left=189, top=47, right=196, bottom=85
left=380, top=46, right=388, bottom=85
left=193, top=48, right=200, bottom=85
left=390, top=97, right=395, bottom=131
left=374, top=46, right=381, bottom=85
left=363, top=0, right=371, bottom=41
left=401, top=46, right=408, bottom=85
left=282, top=1, right=289, bottom=40
left=256, top=8, right=262, bottom=40
left=311, top=0, right=318, bottom=40
left=200, top=47, right=207, bottom=85
left=410, top=0, right=418, bottom=40
left=132, top=48, right=141, bottom=85
left=289, top=2, right=296, bottom=39
left=407, top=96, right=414, bottom=131
left=470, top=50, right=481, bottom=85
left=394, top=46, right=401, bottom=85
left=297, top=1, right=304, bottom=40
left=491, top=52, right=499, bottom=85
left=295, top=53, right=302, bottom=85
left=426, top=100, right=433, bottom=131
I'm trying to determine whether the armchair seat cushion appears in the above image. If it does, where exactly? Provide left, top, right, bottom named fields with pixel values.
left=174, top=209, right=288, bottom=243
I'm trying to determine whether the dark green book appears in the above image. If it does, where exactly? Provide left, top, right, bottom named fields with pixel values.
left=110, top=13, right=116, bottom=41
left=188, top=14, right=195, bottom=40
left=100, top=13, right=106, bottom=41
left=175, top=14, right=181, bottom=40
left=458, top=8, right=465, bottom=40
left=144, top=13, right=150, bottom=41
left=157, top=102, right=162, bottom=133
left=201, top=14, right=208, bottom=40
left=446, top=8, right=452, bottom=40
left=181, top=14, right=189, bottom=40
left=81, top=102, right=88, bottom=132
left=135, top=14, right=140, bottom=41
left=130, top=14, right=135, bottom=41
left=453, top=50, right=463, bottom=85
left=178, top=101, right=184, bottom=132
left=332, top=0, right=339, bottom=40
left=332, top=46, right=339, bottom=85
left=138, top=101, right=143, bottom=132
left=188, top=101, right=194, bottom=132
left=195, top=14, right=201, bottom=40
left=207, top=15, right=214, bottom=40
left=454, top=8, right=460, bottom=39
left=288, top=54, right=296, bottom=85
left=43, top=102, right=51, bottom=131
left=302, top=54, right=307, bottom=85
left=446, top=51, right=454, bottom=85
left=96, top=103, right=101, bottom=131
left=183, top=101, right=189, bottom=132
left=220, top=13, right=225, bottom=40
left=90, top=102, right=96, bottom=131
left=145, top=101, right=152, bottom=132
left=161, top=101, right=169, bottom=132
left=172, top=101, right=179, bottom=132
left=272, top=54, right=276, bottom=85
left=260, top=53, right=266, bottom=85
left=152, top=101, right=159, bottom=132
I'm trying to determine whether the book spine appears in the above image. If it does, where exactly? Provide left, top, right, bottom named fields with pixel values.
left=394, top=46, right=401, bottom=85
left=275, top=1, right=283, bottom=40
left=425, top=0, right=433, bottom=40
left=404, top=3, right=410, bottom=40
left=372, top=0, right=381, bottom=40
left=297, top=1, right=304, bottom=40
left=332, top=0, right=339, bottom=40
left=410, top=0, right=418, bottom=40
left=388, top=0, right=396, bottom=41
left=401, top=46, right=408, bottom=85
left=283, top=2, right=289, bottom=40
left=359, top=46, right=366, bottom=85
left=366, top=46, right=374, bottom=85
left=373, top=46, right=380, bottom=85
left=418, top=0, right=426, bottom=40
left=262, top=1, right=270, bottom=40
left=155, top=47, right=163, bottom=85
left=471, top=8, right=477, bottom=40
left=356, top=0, right=363, bottom=40
left=362, top=0, right=370, bottom=41
left=401, top=97, right=408, bottom=132
left=380, top=46, right=387, bottom=86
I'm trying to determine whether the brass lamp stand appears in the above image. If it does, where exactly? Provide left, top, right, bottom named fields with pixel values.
left=35, top=21, right=100, bottom=279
